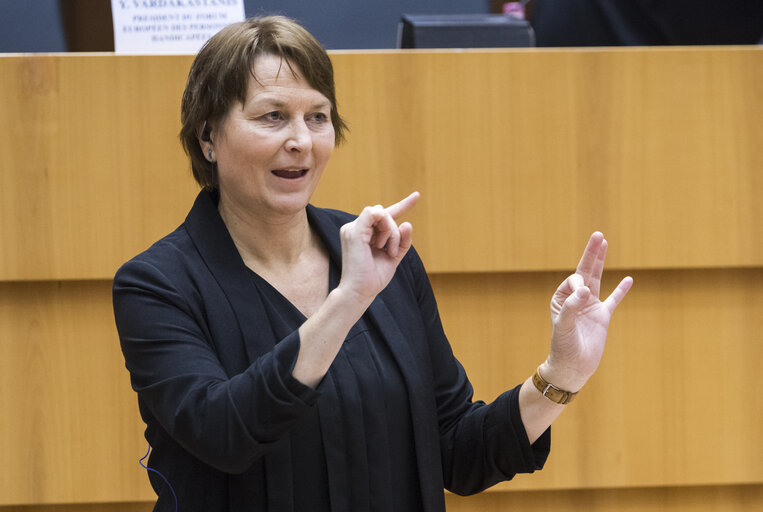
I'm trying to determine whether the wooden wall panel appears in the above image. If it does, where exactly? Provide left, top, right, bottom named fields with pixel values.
left=1, top=47, right=760, bottom=281
left=430, top=268, right=763, bottom=491
left=0, top=504, right=152, bottom=512
left=1, top=48, right=759, bottom=509
left=0, top=484, right=759, bottom=511
left=1, top=269, right=760, bottom=504
left=325, top=49, right=762, bottom=272
left=0, top=281, right=154, bottom=504
left=0, top=55, right=198, bottom=282
left=444, top=484, right=763, bottom=512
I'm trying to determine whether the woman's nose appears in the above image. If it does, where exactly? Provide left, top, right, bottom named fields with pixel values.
left=284, top=118, right=312, bottom=152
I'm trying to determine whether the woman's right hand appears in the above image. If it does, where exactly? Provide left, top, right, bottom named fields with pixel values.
left=337, top=192, right=420, bottom=305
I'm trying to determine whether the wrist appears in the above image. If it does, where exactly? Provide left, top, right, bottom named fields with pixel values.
left=532, top=364, right=579, bottom=405
left=331, top=283, right=375, bottom=314
left=539, top=360, right=589, bottom=393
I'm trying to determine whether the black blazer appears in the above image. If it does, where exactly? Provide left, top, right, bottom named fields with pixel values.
left=113, top=190, right=549, bottom=511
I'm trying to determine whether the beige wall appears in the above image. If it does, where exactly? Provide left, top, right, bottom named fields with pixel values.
left=1, top=47, right=760, bottom=509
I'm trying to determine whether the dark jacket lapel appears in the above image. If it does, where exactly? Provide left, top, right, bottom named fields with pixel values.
left=183, top=190, right=277, bottom=370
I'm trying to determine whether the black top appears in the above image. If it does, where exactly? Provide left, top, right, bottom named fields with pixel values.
left=250, top=261, right=422, bottom=510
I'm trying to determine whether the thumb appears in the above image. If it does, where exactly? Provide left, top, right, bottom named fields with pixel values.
left=557, top=286, right=591, bottom=328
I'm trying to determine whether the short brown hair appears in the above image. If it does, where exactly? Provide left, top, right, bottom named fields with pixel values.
left=179, top=16, right=348, bottom=189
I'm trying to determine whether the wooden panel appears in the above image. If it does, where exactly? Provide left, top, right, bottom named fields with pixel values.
left=1, top=46, right=760, bottom=509
left=0, top=485, right=759, bottom=511
left=325, top=48, right=762, bottom=272
left=0, top=281, right=154, bottom=505
left=0, top=55, right=198, bottom=282
left=445, top=484, right=763, bottom=512
left=430, top=267, right=763, bottom=490
left=1, top=268, right=760, bottom=504
left=0, top=504, right=151, bottom=512
left=1, top=47, right=761, bottom=281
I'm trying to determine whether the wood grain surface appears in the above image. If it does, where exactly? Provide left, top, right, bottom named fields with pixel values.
left=1, top=48, right=760, bottom=280
left=1, top=48, right=760, bottom=508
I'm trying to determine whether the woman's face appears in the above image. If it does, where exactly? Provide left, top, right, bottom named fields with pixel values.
left=212, top=53, right=335, bottom=220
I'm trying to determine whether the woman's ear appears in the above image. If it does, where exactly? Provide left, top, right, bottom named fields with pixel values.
left=200, top=120, right=212, bottom=142
left=198, top=120, right=214, bottom=160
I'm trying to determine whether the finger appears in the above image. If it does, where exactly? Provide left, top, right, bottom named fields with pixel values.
left=396, top=222, right=414, bottom=260
left=603, top=276, right=634, bottom=315
left=370, top=205, right=389, bottom=249
left=385, top=191, right=420, bottom=220
left=568, top=272, right=585, bottom=292
left=557, top=272, right=584, bottom=294
left=557, top=285, right=592, bottom=330
left=367, top=205, right=396, bottom=250
left=588, top=238, right=608, bottom=297
left=364, top=205, right=403, bottom=258
left=354, top=205, right=387, bottom=245
left=380, top=214, right=401, bottom=257
left=576, top=232, right=605, bottom=280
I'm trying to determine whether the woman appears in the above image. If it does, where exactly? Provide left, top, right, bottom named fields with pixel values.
left=113, top=16, right=633, bottom=511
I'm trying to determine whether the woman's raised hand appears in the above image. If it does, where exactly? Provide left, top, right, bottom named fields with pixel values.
left=338, top=192, right=420, bottom=304
left=542, top=232, right=633, bottom=392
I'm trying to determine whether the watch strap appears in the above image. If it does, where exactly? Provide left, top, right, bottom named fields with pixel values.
left=532, top=365, right=578, bottom=405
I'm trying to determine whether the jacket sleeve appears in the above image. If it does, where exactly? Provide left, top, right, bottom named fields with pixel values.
left=403, top=249, right=551, bottom=495
left=113, top=256, right=320, bottom=474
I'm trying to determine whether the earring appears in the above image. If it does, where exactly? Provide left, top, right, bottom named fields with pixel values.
left=208, top=149, right=216, bottom=184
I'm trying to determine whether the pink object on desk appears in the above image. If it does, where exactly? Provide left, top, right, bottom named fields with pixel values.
left=503, top=2, right=526, bottom=20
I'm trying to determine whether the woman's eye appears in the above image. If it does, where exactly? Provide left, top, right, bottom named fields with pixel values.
left=311, top=112, right=328, bottom=123
left=263, top=111, right=282, bottom=122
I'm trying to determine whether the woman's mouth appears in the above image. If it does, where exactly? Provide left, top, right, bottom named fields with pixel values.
left=272, top=169, right=308, bottom=179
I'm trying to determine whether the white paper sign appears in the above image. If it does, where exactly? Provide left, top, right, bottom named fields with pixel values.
left=111, top=0, right=246, bottom=55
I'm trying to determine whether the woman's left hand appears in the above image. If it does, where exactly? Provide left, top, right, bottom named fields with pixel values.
left=542, top=232, right=633, bottom=391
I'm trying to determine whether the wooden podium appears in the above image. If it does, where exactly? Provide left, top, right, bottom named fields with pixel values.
left=0, top=47, right=760, bottom=510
